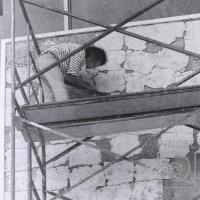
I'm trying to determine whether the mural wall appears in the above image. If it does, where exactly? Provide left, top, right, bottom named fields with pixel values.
left=3, top=16, right=200, bottom=200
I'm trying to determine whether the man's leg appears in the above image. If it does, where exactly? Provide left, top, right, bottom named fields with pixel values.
left=36, top=53, right=69, bottom=102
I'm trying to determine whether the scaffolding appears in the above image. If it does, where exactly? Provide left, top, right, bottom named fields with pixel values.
left=8, top=0, right=200, bottom=199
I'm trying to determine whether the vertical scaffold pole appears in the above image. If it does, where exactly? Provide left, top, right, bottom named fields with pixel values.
left=26, top=24, right=32, bottom=200
left=68, top=0, right=72, bottom=29
left=39, top=133, right=46, bottom=200
left=10, top=0, right=16, bottom=199
left=27, top=140, right=32, bottom=200
left=27, top=25, right=31, bottom=99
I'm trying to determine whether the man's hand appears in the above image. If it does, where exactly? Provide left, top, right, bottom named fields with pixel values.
left=64, top=74, right=96, bottom=90
left=64, top=74, right=110, bottom=96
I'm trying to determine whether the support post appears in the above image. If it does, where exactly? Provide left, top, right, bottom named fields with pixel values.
left=15, top=99, right=44, bottom=200
left=27, top=24, right=31, bottom=100
left=11, top=0, right=16, bottom=199
left=27, top=23, right=32, bottom=200
left=15, top=68, right=29, bottom=104
left=46, top=137, right=93, bottom=165
left=68, top=0, right=72, bottom=29
left=27, top=140, right=32, bottom=200
left=32, top=178, right=42, bottom=200
left=24, top=0, right=200, bottom=60
left=29, top=51, right=44, bottom=103
left=39, top=133, right=46, bottom=200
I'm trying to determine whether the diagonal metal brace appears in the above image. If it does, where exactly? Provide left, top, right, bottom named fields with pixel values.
left=15, top=0, right=165, bottom=90
left=24, top=0, right=200, bottom=61
left=48, top=108, right=200, bottom=200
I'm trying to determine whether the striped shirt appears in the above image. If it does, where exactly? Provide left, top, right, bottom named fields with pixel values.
left=42, top=43, right=86, bottom=77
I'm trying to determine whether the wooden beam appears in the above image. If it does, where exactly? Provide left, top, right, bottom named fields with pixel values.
left=20, top=108, right=199, bottom=141
left=22, top=86, right=200, bottom=123
left=19, top=86, right=200, bottom=141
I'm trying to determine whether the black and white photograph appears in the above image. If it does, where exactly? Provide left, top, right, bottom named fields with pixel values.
left=0, top=0, right=200, bottom=200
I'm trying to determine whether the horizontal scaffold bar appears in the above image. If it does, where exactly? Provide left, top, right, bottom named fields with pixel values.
left=19, top=85, right=200, bottom=141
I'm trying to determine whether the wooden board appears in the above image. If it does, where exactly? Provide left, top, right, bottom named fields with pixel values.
left=20, top=86, right=200, bottom=141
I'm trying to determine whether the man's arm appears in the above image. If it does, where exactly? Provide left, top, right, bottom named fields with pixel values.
left=64, top=74, right=95, bottom=90
left=64, top=74, right=109, bottom=96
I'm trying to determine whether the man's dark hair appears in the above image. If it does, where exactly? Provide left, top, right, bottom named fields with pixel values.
left=85, top=46, right=107, bottom=65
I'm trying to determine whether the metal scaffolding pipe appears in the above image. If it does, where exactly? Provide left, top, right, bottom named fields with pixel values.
left=16, top=63, right=39, bottom=104
left=16, top=0, right=165, bottom=90
left=14, top=53, right=38, bottom=105
left=24, top=0, right=200, bottom=61
left=29, top=51, right=44, bottom=103
left=27, top=128, right=46, bottom=177
left=21, top=118, right=161, bottom=167
left=174, top=68, right=200, bottom=87
left=10, top=0, right=16, bottom=199
left=17, top=117, right=169, bottom=178
left=46, top=137, right=93, bottom=165
left=48, top=108, right=199, bottom=200
left=26, top=24, right=32, bottom=200
left=22, top=119, right=129, bottom=159
left=32, top=178, right=42, bottom=200
left=16, top=104, right=45, bottom=177
left=15, top=68, right=29, bottom=104
left=27, top=140, right=32, bottom=200
left=25, top=35, right=40, bottom=103
left=27, top=25, right=31, bottom=100
left=20, top=116, right=162, bottom=175
left=46, top=191, right=72, bottom=200
left=18, top=0, right=41, bottom=55
left=68, top=0, right=72, bottom=30
left=39, top=133, right=46, bottom=200
left=13, top=1, right=200, bottom=199
left=15, top=99, right=45, bottom=199
left=30, top=82, right=40, bottom=104
left=15, top=98, right=23, bottom=116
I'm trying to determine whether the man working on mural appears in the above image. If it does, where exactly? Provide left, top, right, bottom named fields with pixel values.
left=37, top=43, right=107, bottom=102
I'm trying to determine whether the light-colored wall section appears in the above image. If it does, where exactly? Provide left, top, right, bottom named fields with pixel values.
left=2, top=14, right=200, bottom=200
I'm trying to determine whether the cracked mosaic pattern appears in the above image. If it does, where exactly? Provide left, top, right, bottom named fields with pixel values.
left=4, top=18, right=200, bottom=200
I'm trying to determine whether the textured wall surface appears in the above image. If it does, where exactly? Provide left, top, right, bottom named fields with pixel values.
left=3, top=17, right=200, bottom=200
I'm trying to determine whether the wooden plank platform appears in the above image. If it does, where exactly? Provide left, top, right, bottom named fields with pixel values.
left=20, top=86, right=200, bottom=141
